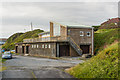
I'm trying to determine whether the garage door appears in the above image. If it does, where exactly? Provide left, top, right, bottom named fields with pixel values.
left=80, top=45, right=90, bottom=54
left=26, top=46, right=29, bottom=54
left=22, top=46, right=25, bottom=54
left=59, top=45, right=70, bottom=57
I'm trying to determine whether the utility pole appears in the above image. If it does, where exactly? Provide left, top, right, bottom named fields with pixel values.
left=31, top=22, right=33, bottom=31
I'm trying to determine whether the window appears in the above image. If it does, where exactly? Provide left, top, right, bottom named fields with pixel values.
left=37, top=44, right=39, bottom=48
left=48, top=44, right=51, bottom=48
left=42, top=44, right=44, bottom=48
left=80, top=31, right=84, bottom=36
left=53, top=24, right=60, bottom=36
left=32, top=45, right=34, bottom=48
left=87, top=32, right=91, bottom=37
left=34, top=45, right=36, bottom=48
left=45, top=44, right=47, bottom=48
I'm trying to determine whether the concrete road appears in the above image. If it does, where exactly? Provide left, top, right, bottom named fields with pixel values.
left=2, top=55, right=84, bottom=79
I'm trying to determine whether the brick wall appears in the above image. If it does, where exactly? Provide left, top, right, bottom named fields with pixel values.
left=67, top=28, right=93, bottom=55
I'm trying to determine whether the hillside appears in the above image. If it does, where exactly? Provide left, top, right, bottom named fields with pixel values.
left=2, top=29, right=44, bottom=50
left=94, top=28, right=118, bottom=54
left=66, top=28, right=119, bottom=78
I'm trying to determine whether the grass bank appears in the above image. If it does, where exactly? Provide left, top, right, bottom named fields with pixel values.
left=66, top=42, right=118, bottom=78
left=94, top=28, right=118, bottom=54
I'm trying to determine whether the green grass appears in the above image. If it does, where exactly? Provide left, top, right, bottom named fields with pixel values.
left=0, top=56, right=6, bottom=63
left=2, top=59, right=6, bottom=63
left=2, top=29, right=44, bottom=50
left=0, top=57, right=7, bottom=72
left=94, top=28, right=119, bottom=54
left=66, top=42, right=118, bottom=78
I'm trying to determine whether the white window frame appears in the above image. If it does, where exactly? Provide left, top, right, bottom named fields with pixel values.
left=37, top=44, right=39, bottom=48
left=45, top=44, right=47, bottom=48
left=87, top=32, right=91, bottom=37
left=32, top=45, right=34, bottom=48
left=34, top=45, right=36, bottom=48
left=80, top=31, right=84, bottom=36
left=48, top=44, right=51, bottom=48
left=42, top=44, right=44, bottom=48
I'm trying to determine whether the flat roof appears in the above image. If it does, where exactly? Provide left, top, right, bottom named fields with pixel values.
left=16, top=41, right=68, bottom=44
left=51, top=21, right=93, bottom=28
left=38, top=31, right=50, bottom=36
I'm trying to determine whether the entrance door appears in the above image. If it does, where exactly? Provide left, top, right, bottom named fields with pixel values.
left=22, top=46, right=25, bottom=54
left=80, top=45, right=90, bottom=54
left=26, top=46, right=29, bottom=54
left=15, top=46, right=18, bottom=53
left=59, top=45, right=69, bottom=57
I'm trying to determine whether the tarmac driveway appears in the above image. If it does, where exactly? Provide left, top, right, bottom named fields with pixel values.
left=2, top=55, right=84, bottom=79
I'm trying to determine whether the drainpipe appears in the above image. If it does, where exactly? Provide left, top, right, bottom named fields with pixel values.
left=92, top=27, right=94, bottom=55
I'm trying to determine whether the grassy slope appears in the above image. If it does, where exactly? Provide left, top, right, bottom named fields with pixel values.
left=2, top=33, right=23, bottom=50
left=67, top=42, right=118, bottom=78
left=66, top=28, right=119, bottom=78
left=2, top=29, right=44, bottom=50
left=94, top=28, right=118, bottom=54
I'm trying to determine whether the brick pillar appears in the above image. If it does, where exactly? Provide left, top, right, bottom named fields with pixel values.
left=50, top=22, right=54, bottom=37
left=89, top=45, right=92, bottom=55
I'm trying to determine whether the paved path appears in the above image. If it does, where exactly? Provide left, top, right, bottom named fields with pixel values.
left=2, top=55, right=84, bottom=79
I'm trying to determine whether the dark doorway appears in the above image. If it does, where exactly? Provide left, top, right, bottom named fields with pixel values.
left=80, top=45, right=90, bottom=54
left=15, top=46, right=18, bottom=53
left=22, top=46, right=25, bottom=54
left=59, top=45, right=69, bottom=57
left=26, top=46, right=29, bottom=54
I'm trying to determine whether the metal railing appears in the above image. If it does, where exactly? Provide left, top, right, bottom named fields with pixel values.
left=23, top=36, right=82, bottom=55
left=23, top=36, right=68, bottom=43
left=67, top=36, right=82, bottom=55
left=68, top=36, right=82, bottom=51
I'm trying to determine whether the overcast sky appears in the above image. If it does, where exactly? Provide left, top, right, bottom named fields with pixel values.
left=0, top=1, right=119, bottom=38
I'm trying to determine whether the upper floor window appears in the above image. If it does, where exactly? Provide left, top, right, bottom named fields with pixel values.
left=87, top=32, right=91, bottom=37
left=80, top=31, right=84, bottom=36
left=53, top=24, right=60, bottom=36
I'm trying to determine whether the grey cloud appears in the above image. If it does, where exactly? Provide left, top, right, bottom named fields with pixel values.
left=1, top=0, right=120, bottom=2
left=1, top=2, right=118, bottom=38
